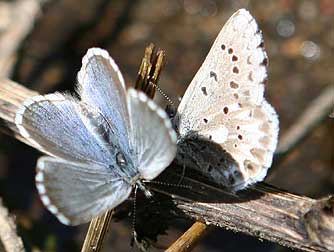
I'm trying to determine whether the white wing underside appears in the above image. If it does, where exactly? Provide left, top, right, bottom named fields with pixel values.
left=175, top=9, right=279, bottom=189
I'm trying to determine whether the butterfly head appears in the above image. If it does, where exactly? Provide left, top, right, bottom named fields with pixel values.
left=115, top=152, right=153, bottom=198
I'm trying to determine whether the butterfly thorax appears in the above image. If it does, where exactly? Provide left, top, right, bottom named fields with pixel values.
left=115, top=152, right=153, bottom=198
left=115, top=151, right=141, bottom=184
left=79, top=103, right=140, bottom=180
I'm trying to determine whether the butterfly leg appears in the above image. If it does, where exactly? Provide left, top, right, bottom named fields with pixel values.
left=177, top=162, right=187, bottom=185
left=136, top=180, right=154, bottom=199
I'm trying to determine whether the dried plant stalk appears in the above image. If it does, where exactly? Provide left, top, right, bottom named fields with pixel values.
left=0, top=199, right=25, bottom=252
left=166, top=222, right=209, bottom=252
left=81, top=211, right=114, bottom=252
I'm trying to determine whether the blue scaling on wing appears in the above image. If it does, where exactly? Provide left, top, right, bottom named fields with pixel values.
left=35, top=156, right=132, bottom=225
left=14, top=48, right=178, bottom=225
left=15, top=93, right=111, bottom=165
left=77, top=48, right=132, bottom=158
left=127, top=89, right=177, bottom=180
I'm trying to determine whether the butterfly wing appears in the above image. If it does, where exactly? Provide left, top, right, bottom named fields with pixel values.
left=16, top=48, right=176, bottom=225
left=15, top=93, right=111, bottom=164
left=35, top=156, right=132, bottom=225
left=77, top=48, right=131, bottom=155
left=15, top=48, right=137, bottom=165
left=127, top=89, right=177, bottom=180
left=175, top=9, right=279, bottom=190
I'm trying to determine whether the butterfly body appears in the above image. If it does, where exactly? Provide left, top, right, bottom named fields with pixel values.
left=176, top=136, right=241, bottom=188
left=15, top=48, right=177, bottom=225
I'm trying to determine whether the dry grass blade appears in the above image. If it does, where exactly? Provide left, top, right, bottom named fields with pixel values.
left=135, top=43, right=165, bottom=99
left=165, top=222, right=209, bottom=252
left=81, top=211, right=114, bottom=252
left=276, top=84, right=334, bottom=156
left=151, top=175, right=334, bottom=252
left=0, top=199, right=25, bottom=252
left=0, top=0, right=42, bottom=77
left=0, top=78, right=37, bottom=144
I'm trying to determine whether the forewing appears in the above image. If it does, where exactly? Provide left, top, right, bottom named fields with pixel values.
left=77, top=48, right=130, bottom=154
left=127, top=89, right=177, bottom=180
left=175, top=9, right=279, bottom=189
left=176, top=9, right=268, bottom=135
left=15, top=93, right=110, bottom=164
left=35, top=156, right=132, bottom=225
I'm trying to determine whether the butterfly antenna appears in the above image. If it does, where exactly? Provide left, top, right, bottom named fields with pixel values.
left=150, top=82, right=175, bottom=107
left=143, top=180, right=192, bottom=190
left=131, top=184, right=139, bottom=245
left=178, top=162, right=187, bottom=185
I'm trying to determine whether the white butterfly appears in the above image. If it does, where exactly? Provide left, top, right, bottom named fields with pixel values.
left=174, top=9, right=279, bottom=191
left=15, top=48, right=177, bottom=225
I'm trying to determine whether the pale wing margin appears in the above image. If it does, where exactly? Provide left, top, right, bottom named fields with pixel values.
left=127, top=88, right=177, bottom=180
left=35, top=156, right=132, bottom=225
left=77, top=48, right=131, bottom=155
left=14, top=93, right=111, bottom=164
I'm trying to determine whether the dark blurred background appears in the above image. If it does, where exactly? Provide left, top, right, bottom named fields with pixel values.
left=0, top=0, right=333, bottom=251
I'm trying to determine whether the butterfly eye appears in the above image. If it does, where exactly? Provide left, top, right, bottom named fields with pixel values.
left=116, top=152, right=127, bottom=167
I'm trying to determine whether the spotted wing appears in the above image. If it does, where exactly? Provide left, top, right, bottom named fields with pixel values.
left=175, top=9, right=279, bottom=189
left=35, top=156, right=132, bottom=225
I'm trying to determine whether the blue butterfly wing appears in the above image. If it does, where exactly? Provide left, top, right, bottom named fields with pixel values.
left=127, top=89, right=177, bottom=180
left=77, top=48, right=131, bottom=156
left=15, top=93, right=111, bottom=164
left=35, top=156, right=132, bottom=225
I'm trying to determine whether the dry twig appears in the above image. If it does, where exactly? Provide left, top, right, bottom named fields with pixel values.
left=81, top=211, right=114, bottom=252
left=276, top=85, right=334, bottom=157
left=0, top=199, right=25, bottom=252
left=165, top=222, right=210, bottom=252
left=135, top=43, right=165, bottom=99
left=0, top=0, right=42, bottom=77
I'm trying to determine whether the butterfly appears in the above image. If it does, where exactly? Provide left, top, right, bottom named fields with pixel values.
left=173, top=9, right=279, bottom=191
left=14, top=48, right=177, bottom=225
